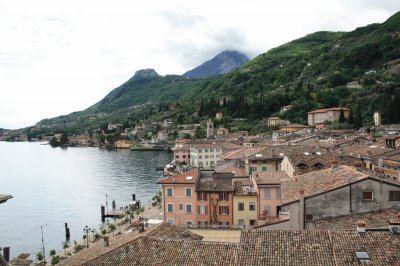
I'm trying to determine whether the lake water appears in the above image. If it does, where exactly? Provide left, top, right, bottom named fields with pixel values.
left=0, top=141, right=172, bottom=259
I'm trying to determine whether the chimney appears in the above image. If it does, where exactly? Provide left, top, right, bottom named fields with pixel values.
left=299, top=189, right=305, bottom=230
left=357, top=221, right=366, bottom=233
left=331, top=161, right=338, bottom=170
left=355, top=162, right=363, bottom=172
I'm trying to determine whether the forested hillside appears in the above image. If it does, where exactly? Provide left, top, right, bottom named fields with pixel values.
left=29, top=11, right=400, bottom=136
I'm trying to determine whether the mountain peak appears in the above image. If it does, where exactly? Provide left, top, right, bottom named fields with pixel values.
left=132, top=68, right=160, bottom=81
left=183, top=50, right=249, bottom=78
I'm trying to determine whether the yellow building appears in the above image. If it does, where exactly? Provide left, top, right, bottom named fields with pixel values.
left=233, top=180, right=258, bottom=227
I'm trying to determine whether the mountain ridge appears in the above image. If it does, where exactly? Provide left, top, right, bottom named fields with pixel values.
left=183, top=50, right=249, bottom=78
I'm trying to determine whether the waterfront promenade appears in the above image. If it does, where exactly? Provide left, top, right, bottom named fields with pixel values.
left=53, top=204, right=163, bottom=266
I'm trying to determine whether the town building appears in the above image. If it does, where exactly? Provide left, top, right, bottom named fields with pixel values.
left=374, top=111, right=382, bottom=126
left=158, top=171, right=199, bottom=226
left=233, top=180, right=258, bottom=227
left=157, top=130, right=168, bottom=142
left=307, top=107, right=350, bottom=126
left=190, top=144, right=222, bottom=169
left=206, top=119, right=214, bottom=139
left=266, top=117, right=281, bottom=127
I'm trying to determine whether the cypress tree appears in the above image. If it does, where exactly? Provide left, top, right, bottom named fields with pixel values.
left=338, top=108, right=345, bottom=123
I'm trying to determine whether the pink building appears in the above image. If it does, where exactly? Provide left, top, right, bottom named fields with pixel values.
left=174, top=148, right=191, bottom=165
left=158, top=171, right=199, bottom=226
left=252, top=171, right=285, bottom=218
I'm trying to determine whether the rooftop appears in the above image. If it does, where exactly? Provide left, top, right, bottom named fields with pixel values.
left=157, top=171, right=199, bottom=184
left=307, top=107, right=350, bottom=114
left=281, top=165, right=369, bottom=205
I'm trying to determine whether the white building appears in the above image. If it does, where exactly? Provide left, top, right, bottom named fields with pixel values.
left=190, top=144, right=222, bottom=169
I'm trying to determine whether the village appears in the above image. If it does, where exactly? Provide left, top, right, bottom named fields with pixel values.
left=2, top=106, right=400, bottom=265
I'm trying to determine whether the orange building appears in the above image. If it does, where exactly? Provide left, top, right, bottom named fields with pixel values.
left=158, top=171, right=199, bottom=226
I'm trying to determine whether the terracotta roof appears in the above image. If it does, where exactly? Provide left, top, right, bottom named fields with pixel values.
left=281, top=123, right=311, bottom=128
left=281, top=165, right=369, bottom=205
left=237, top=229, right=400, bottom=265
left=221, top=146, right=266, bottom=160
left=215, top=165, right=248, bottom=177
left=9, top=258, right=33, bottom=265
left=233, top=180, right=257, bottom=196
left=314, top=209, right=400, bottom=230
left=146, top=223, right=203, bottom=240
left=196, top=171, right=235, bottom=192
left=83, top=236, right=238, bottom=266
left=157, top=171, right=198, bottom=184
left=307, top=107, right=350, bottom=114
left=253, top=171, right=288, bottom=185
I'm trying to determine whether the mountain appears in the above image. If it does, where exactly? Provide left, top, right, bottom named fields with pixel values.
left=183, top=50, right=249, bottom=78
left=29, top=11, right=400, bottom=136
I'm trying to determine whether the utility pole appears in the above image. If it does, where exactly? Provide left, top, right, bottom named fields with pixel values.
left=41, top=225, right=46, bottom=263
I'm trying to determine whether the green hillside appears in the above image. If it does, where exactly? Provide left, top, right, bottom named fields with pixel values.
left=31, top=11, right=400, bottom=136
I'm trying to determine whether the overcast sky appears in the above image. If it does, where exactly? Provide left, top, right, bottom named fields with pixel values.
left=1, top=0, right=399, bottom=129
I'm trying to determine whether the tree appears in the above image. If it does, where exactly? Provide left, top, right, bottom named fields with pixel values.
left=347, top=109, right=354, bottom=125
left=354, top=103, right=363, bottom=129
left=36, top=252, right=44, bottom=262
left=62, top=241, right=69, bottom=258
left=338, top=108, right=346, bottom=123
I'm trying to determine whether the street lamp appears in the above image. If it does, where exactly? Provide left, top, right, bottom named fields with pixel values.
left=83, top=226, right=91, bottom=248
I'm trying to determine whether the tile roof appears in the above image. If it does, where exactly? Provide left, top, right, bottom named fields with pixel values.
left=238, top=229, right=400, bottom=265
left=83, top=236, right=238, bottom=266
left=196, top=171, right=235, bottom=192
left=307, top=107, right=350, bottom=114
left=157, top=171, right=199, bottom=184
left=146, top=222, right=203, bottom=240
left=233, top=180, right=257, bottom=196
left=281, top=165, right=369, bottom=205
left=253, top=171, right=288, bottom=185
left=286, top=152, right=362, bottom=175
left=221, top=146, right=267, bottom=160
left=314, top=209, right=400, bottom=230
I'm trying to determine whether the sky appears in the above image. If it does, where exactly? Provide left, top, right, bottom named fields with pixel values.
left=0, top=0, right=399, bottom=129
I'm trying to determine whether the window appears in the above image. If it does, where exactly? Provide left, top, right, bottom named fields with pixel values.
left=198, top=192, right=207, bottom=201
left=205, top=149, right=208, bottom=152
left=198, top=149, right=202, bottom=153
left=261, top=166, right=267, bottom=172
left=166, top=188, right=173, bottom=197
left=167, top=204, right=173, bottom=212
left=264, top=189, right=271, bottom=199
left=186, top=204, right=192, bottom=213
left=389, top=191, right=400, bottom=201
left=250, top=167, right=257, bottom=173
left=198, top=205, right=207, bottom=214
left=238, top=219, right=245, bottom=227
left=363, top=191, right=373, bottom=200
left=216, top=148, right=220, bottom=152
left=182, top=155, right=186, bottom=158
left=205, top=155, right=209, bottom=159
left=249, top=220, right=256, bottom=226
left=276, top=188, right=281, bottom=199
left=186, top=221, right=193, bottom=225
left=220, top=192, right=228, bottom=201
left=199, top=221, right=207, bottom=226
left=179, top=204, right=183, bottom=210
left=185, top=188, right=192, bottom=197
left=249, top=202, right=256, bottom=211
left=238, top=202, right=244, bottom=211
left=219, top=206, right=229, bottom=215
left=167, top=219, right=174, bottom=225
left=175, top=155, right=179, bottom=158
left=210, top=149, right=213, bottom=152
left=198, top=155, right=202, bottom=159
left=305, top=214, right=313, bottom=221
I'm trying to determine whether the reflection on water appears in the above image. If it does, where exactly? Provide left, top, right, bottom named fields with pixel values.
left=0, top=142, right=172, bottom=258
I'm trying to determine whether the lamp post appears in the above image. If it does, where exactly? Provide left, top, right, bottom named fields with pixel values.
left=83, top=226, right=91, bottom=248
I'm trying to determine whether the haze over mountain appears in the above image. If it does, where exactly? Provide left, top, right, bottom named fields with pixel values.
left=183, top=51, right=250, bottom=78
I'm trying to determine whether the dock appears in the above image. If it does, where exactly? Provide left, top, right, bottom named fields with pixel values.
left=104, top=209, right=125, bottom=218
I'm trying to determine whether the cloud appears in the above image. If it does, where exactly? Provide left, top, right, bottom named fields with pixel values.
left=1, top=0, right=400, bottom=128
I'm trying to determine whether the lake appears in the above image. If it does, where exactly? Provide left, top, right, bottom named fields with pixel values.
left=0, top=141, right=172, bottom=259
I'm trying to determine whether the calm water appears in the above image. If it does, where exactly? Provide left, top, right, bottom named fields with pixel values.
left=0, top=141, right=172, bottom=258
